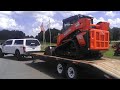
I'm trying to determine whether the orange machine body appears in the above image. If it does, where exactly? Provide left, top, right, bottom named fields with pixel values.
left=57, top=18, right=109, bottom=51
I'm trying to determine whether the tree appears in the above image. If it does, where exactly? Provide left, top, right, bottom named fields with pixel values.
left=110, top=27, right=120, bottom=41
left=0, top=29, right=26, bottom=40
left=35, top=28, right=61, bottom=43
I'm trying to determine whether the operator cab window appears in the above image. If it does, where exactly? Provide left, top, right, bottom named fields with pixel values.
left=62, top=14, right=93, bottom=33
left=63, top=16, right=78, bottom=32
left=4, top=40, right=13, bottom=45
left=14, top=40, right=23, bottom=45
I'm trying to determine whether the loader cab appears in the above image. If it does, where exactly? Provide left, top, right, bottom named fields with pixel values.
left=62, top=14, right=93, bottom=33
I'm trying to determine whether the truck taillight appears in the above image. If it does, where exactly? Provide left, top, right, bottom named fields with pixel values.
left=23, top=47, right=26, bottom=52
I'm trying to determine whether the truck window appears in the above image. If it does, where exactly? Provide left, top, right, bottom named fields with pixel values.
left=4, top=40, right=13, bottom=45
left=26, top=40, right=40, bottom=46
left=14, top=40, right=23, bottom=45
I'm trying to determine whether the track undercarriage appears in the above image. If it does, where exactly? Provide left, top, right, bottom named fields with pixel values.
left=44, top=39, right=103, bottom=60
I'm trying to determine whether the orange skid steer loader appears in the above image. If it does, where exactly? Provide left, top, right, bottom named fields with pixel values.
left=45, top=14, right=110, bottom=60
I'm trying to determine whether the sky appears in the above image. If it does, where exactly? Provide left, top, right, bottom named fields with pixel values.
left=0, top=11, right=119, bottom=37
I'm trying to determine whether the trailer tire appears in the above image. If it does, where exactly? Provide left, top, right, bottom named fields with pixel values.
left=65, top=64, right=79, bottom=79
left=57, top=62, right=66, bottom=77
left=0, top=49, right=4, bottom=58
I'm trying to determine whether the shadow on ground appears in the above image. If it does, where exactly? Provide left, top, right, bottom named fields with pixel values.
left=26, top=61, right=64, bottom=79
left=2, top=55, right=112, bottom=79
left=26, top=60, right=111, bottom=79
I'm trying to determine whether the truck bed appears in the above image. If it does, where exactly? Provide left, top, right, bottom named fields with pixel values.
left=31, top=52, right=120, bottom=79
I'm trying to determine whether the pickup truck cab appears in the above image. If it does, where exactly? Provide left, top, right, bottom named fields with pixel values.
left=0, top=38, right=41, bottom=60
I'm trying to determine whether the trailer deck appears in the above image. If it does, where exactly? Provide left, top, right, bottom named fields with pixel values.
left=91, top=58, right=120, bottom=79
left=30, top=52, right=120, bottom=79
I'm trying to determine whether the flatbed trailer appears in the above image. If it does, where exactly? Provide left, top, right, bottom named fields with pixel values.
left=30, top=52, right=120, bottom=79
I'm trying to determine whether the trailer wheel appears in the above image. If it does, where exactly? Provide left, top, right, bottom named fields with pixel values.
left=57, top=62, right=66, bottom=77
left=66, top=64, right=79, bottom=79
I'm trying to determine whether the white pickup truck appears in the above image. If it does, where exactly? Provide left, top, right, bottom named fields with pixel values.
left=0, top=38, right=41, bottom=60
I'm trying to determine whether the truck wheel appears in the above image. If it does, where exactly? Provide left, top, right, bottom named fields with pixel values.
left=15, top=50, right=22, bottom=61
left=0, top=49, right=4, bottom=58
left=57, top=62, right=66, bottom=77
left=65, top=64, right=79, bottom=79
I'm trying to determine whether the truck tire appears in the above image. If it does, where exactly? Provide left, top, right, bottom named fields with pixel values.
left=0, top=49, right=4, bottom=58
left=65, top=64, right=79, bottom=79
left=15, top=50, right=22, bottom=61
left=57, top=62, right=66, bottom=77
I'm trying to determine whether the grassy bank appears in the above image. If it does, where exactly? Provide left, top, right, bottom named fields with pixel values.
left=103, top=46, right=120, bottom=60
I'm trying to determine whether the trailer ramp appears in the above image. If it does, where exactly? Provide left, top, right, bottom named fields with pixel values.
left=89, top=58, right=120, bottom=79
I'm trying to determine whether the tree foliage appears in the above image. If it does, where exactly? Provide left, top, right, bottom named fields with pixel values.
left=0, top=27, right=120, bottom=43
left=110, top=27, right=120, bottom=41
left=35, top=27, right=120, bottom=43
left=35, top=28, right=61, bottom=43
left=0, top=29, right=34, bottom=40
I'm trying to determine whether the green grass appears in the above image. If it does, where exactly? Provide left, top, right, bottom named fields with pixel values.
left=103, top=46, right=120, bottom=60
left=103, top=47, right=114, bottom=58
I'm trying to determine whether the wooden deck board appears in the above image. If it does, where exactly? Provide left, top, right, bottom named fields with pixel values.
left=91, top=58, right=120, bottom=78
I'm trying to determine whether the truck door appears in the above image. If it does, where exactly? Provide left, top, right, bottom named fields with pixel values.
left=2, top=40, right=13, bottom=54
